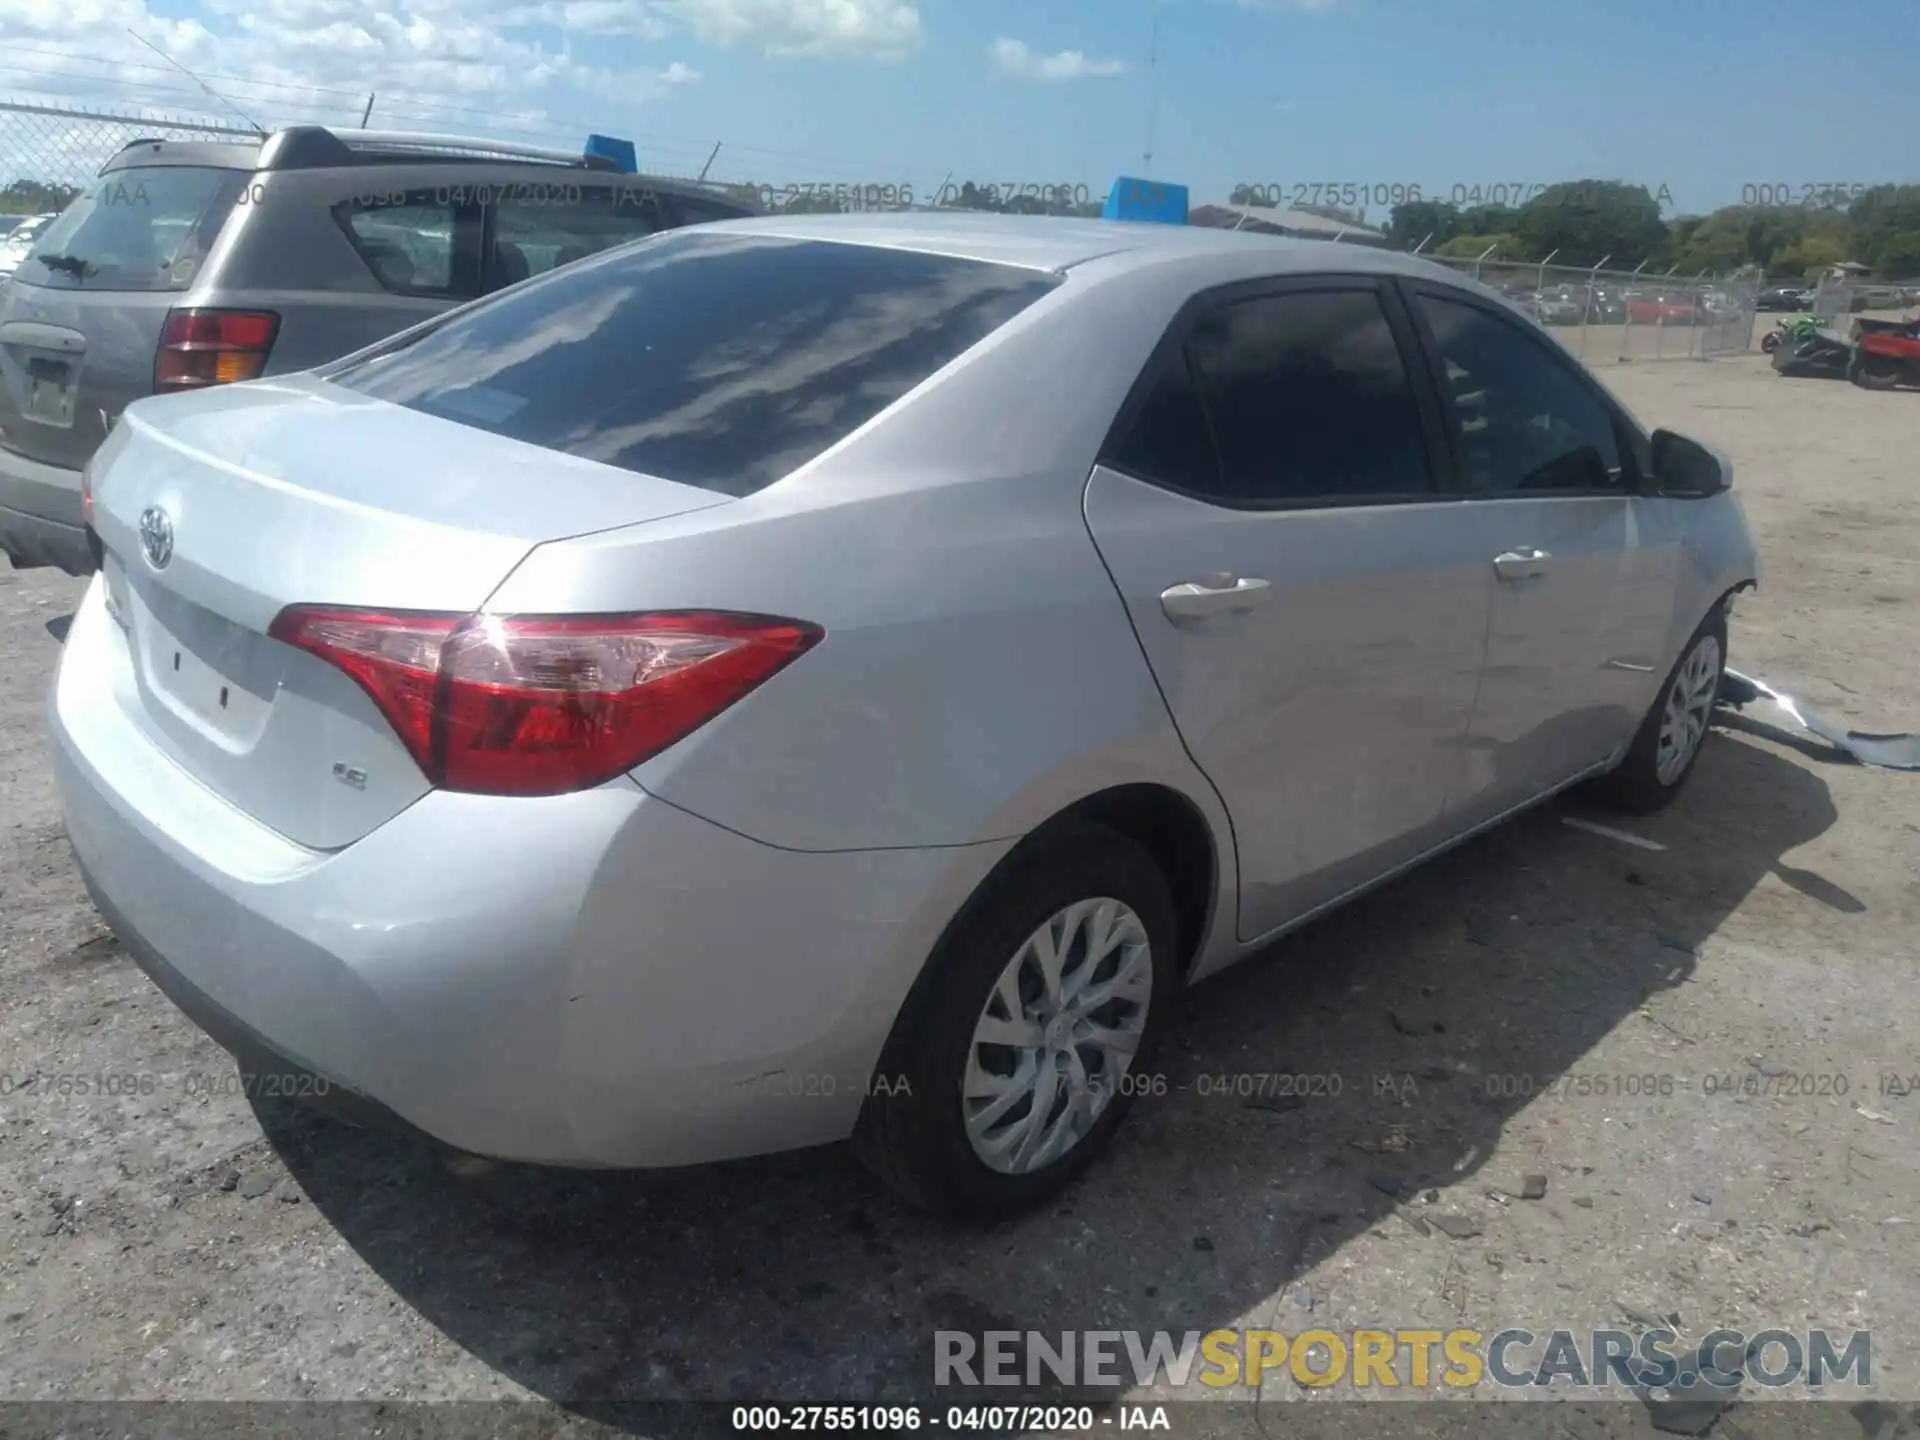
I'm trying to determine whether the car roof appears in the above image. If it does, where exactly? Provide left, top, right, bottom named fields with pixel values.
left=682, top=210, right=1488, bottom=290
left=95, top=131, right=752, bottom=210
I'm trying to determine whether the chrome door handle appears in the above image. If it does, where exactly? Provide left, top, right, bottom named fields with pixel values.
left=1159, top=575, right=1272, bottom=621
left=1492, top=547, right=1552, bottom=582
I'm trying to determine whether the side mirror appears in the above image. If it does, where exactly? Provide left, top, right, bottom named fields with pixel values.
left=1650, top=428, right=1732, bottom=497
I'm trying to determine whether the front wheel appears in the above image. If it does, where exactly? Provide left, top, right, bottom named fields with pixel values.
left=1761, top=330, right=1782, bottom=353
left=1588, top=608, right=1728, bottom=814
left=854, top=824, right=1178, bottom=1219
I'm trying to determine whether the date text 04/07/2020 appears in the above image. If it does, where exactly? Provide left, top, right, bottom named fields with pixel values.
left=0, top=1069, right=335, bottom=1100
left=728, top=1404, right=1170, bottom=1431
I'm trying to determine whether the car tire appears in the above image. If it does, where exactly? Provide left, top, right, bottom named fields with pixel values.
left=1849, top=354, right=1898, bottom=390
left=1588, top=606, right=1728, bottom=815
left=853, top=823, right=1179, bottom=1220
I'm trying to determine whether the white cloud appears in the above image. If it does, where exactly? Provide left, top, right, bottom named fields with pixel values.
left=0, top=0, right=921, bottom=184
left=657, top=0, right=922, bottom=56
left=988, top=38, right=1131, bottom=81
left=0, top=0, right=707, bottom=138
left=500, top=0, right=675, bottom=37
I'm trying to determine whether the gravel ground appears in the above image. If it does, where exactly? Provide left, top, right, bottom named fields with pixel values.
left=1, top=352, right=1917, bottom=1438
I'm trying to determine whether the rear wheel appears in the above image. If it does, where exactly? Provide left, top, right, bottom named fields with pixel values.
left=1589, top=608, right=1727, bottom=814
left=854, top=825, right=1178, bottom=1219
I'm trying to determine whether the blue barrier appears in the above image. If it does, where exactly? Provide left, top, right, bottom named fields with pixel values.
left=583, top=134, right=638, bottom=174
left=1102, top=176, right=1189, bottom=224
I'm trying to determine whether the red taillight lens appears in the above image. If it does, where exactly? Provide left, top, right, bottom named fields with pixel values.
left=79, top=462, right=93, bottom=528
left=267, top=607, right=824, bottom=797
left=154, top=308, right=280, bottom=393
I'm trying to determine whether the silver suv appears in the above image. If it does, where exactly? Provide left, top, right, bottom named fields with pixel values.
left=0, top=125, right=754, bottom=575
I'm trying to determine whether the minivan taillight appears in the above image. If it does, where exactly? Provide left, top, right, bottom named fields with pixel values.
left=154, top=308, right=280, bottom=393
left=267, top=607, right=824, bottom=797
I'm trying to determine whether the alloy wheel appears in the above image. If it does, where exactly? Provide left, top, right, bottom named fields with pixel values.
left=962, top=897, right=1153, bottom=1174
left=1656, top=634, right=1722, bottom=785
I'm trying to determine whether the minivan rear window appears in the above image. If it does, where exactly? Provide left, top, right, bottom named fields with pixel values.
left=325, top=230, right=1062, bottom=496
left=16, top=166, right=241, bottom=292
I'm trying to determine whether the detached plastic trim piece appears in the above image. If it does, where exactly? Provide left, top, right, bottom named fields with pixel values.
left=1719, top=667, right=1920, bottom=770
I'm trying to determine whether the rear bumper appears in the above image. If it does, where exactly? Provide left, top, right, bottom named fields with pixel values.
left=51, top=578, right=1010, bottom=1168
left=0, top=444, right=91, bottom=574
left=76, top=865, right=439, bottom=1144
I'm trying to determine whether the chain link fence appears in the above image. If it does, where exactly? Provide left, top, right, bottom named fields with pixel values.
left=1424, top=255, right=1758, bottom=365
left=0, top=100, right=259, bottom=215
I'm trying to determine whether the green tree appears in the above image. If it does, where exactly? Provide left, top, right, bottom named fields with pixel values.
left=1766, top=232, right=1851, bottom=277
left=2, top=178, right=81, bottom=214
left=948, top=181, right=1004, bottom=212
left=1870, top=231, right=1920, bottom=276
left=1434, top=231, right=1527, bottom=261
left=1459, top=203, right=1521, bottom=238
left=1512, top=181, right=1668, bottom=267
left=1386, top=199, right=1461, bottom=250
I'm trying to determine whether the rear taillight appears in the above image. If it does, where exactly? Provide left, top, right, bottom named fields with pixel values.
left=79, top=462, right=93, bottom=528
left=154, top=308, right=280, bottom=393
left=267, top=607, right=824, bottom=797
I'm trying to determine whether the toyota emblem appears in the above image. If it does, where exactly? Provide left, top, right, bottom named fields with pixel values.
left=138, top=506, right=174, bottom=570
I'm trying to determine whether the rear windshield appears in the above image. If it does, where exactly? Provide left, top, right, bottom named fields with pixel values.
left=15, top=166, right=241, bottom=292
left=326, top=230, right=1062, bottom=496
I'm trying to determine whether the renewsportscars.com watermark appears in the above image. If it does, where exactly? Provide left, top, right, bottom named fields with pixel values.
left=934, top=1327, right=1871, bottom=1392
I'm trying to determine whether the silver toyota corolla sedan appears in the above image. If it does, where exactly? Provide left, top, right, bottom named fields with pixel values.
left=52, top=214, right=1757, bottom=1217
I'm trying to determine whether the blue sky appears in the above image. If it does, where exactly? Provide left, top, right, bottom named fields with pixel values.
left=3, top=0, right=1917, bottom=214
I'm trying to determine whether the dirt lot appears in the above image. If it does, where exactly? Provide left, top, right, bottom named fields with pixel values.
left=2, top=351, right=1917, bottom=1438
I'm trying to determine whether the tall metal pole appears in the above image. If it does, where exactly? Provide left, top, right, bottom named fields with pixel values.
left=1141, top=0, right=1162, bottom=175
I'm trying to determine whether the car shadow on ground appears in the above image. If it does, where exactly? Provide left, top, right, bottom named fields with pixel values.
left=249, top=727, right=1843, bottom=1434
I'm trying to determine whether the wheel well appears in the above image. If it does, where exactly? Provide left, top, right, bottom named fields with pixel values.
left=1025, top=784, right=1219, bottom=973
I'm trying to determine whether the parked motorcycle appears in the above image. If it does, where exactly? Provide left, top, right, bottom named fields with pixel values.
left=1761, top=316, right=1823, bottom=353
left=1772, top=331, right=1852, bottom=379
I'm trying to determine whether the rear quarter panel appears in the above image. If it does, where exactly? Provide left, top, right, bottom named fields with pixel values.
left=493, top=471, right=1221, bottom=856
left=479, top=264, right=1236, bottom=862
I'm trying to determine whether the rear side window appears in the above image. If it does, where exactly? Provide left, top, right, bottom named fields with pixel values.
left=1102, top=348, right=1220, bottom=494
left=1185, top=290, right=1432, bottom=505
left=338, top=191, right=481, bottom=298
left=1108, top=288, right=1432, bottom=507
left=326, top=231, right=1061, bottom=496
left=14, top=166, right=240, bottom=292
left=485, top=185, right=669, bottom=292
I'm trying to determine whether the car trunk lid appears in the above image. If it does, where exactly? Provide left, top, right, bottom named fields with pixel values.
left=88, top=374, right=733, bottom=848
